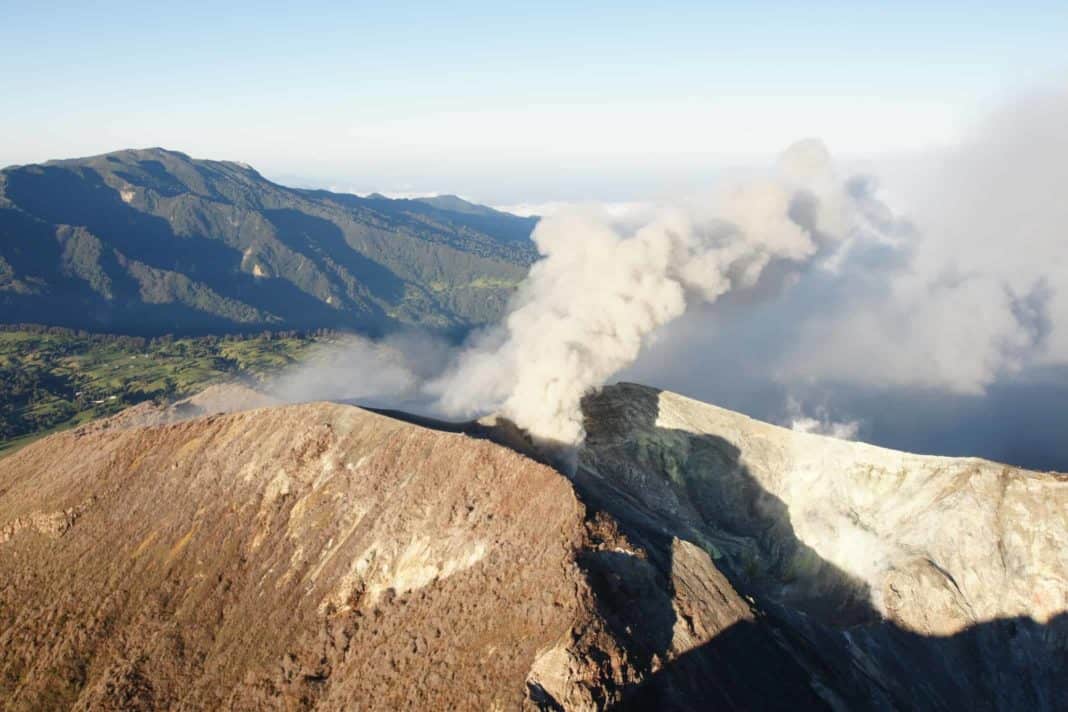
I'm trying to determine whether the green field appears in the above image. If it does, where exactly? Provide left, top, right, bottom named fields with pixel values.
left=0, top=327, right=327, bottom=456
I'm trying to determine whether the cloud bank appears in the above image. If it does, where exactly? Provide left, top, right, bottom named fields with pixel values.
left=623, top=87, right=1068, bottom=469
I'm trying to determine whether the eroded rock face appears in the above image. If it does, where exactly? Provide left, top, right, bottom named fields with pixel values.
left=577, top=383, right=1068, bottom=710
left=580, top=383, right=1068, bottom=631
left=1, top=383, right=1065, bottom=710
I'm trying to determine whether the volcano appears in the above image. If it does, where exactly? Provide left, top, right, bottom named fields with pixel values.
left=0, top=383, right=1065, bottom=710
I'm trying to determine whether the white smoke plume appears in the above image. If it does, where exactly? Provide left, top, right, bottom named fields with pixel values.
left=429, top=140, right=881, bottom=447
left=269, top=331, right=449, bottom=407
left=619, top=86, right=1068, bottom=471
left=782, top=88, right=1068, bottom=393
left=786, top=398, right=860, bottom=440
left=268, top=87, right=1068, bottom=471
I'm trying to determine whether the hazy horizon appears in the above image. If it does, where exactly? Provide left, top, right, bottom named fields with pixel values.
left=4, top=2, right=1067, bottom=204
left=4, top=0, right=1068, bottom=468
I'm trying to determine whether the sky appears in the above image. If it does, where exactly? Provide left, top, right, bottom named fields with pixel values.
left=2, top=1, right=1066, bottom=204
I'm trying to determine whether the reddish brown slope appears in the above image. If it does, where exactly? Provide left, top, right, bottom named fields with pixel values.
left=0, top=403, right=594, bottom=710
left=0, top=397, right=837, bottom=711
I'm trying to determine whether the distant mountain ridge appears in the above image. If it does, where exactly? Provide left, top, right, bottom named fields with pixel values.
left=0, top=148, right=538, bottom=335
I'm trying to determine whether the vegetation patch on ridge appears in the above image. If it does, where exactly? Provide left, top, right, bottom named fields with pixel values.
left=0, top=325, right=330, bottom=455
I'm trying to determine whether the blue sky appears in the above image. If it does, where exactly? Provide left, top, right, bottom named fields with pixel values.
left=2, top=1, right=1066, bottom=202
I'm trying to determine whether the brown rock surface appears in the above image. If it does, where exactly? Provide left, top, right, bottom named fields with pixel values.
left=2, top=383, right=1065, bottom=710
left=2, top=398, right=807, bottom=711
left=0, top=403, right=590, bottom=709
left=93, top=382, right=279, bottom=431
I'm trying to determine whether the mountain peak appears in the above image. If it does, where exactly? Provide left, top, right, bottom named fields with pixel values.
left=0, top=148, right=537, bottom=336
left=415, top=194, right=500, bottom=217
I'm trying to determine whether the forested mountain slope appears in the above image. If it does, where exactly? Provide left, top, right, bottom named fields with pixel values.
left=0, top=148, right=537, bottom=335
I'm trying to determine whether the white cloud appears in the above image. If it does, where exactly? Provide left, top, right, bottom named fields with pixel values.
left=345, top=97, right=964, bottom=159
left=780, top=88, right=1068, bottom=393
left=786, top=398, right=860, bottom=440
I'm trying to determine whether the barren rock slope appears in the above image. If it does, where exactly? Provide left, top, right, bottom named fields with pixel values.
left=0, top=403, right=595, bottom=709
left=1, top=384, right=1066, bottom=710
left=0, top=398, right=817, bottom=711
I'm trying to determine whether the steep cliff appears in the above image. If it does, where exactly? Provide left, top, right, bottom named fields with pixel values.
left=576, top=383, right=1068, bottom=710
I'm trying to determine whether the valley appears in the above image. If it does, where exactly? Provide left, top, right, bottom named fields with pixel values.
left=0, top=326, right=326, bottom=454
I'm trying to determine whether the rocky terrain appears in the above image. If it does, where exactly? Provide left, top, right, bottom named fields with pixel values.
left=0, top=382, right=1065, bottom=710
left=577, top=384, right=1068, bottom=709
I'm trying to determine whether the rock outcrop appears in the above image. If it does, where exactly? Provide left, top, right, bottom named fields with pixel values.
left=576, top=383, right=1068, bottom=710
left=1, top=383, right=1065, bottom=710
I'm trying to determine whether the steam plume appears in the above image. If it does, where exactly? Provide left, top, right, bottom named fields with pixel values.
left=270, top=88, right=1068, bottom=471
left=430, top=140, right=874, bottom=447
left=618, top=87, right=1068, bottom=470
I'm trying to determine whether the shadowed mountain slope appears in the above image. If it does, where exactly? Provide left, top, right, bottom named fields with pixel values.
left=576, top=383, right=1068, bottom=710
left=0, top=149, right=537, bottom=335
left=0, top=383, right=1064, bottom=710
